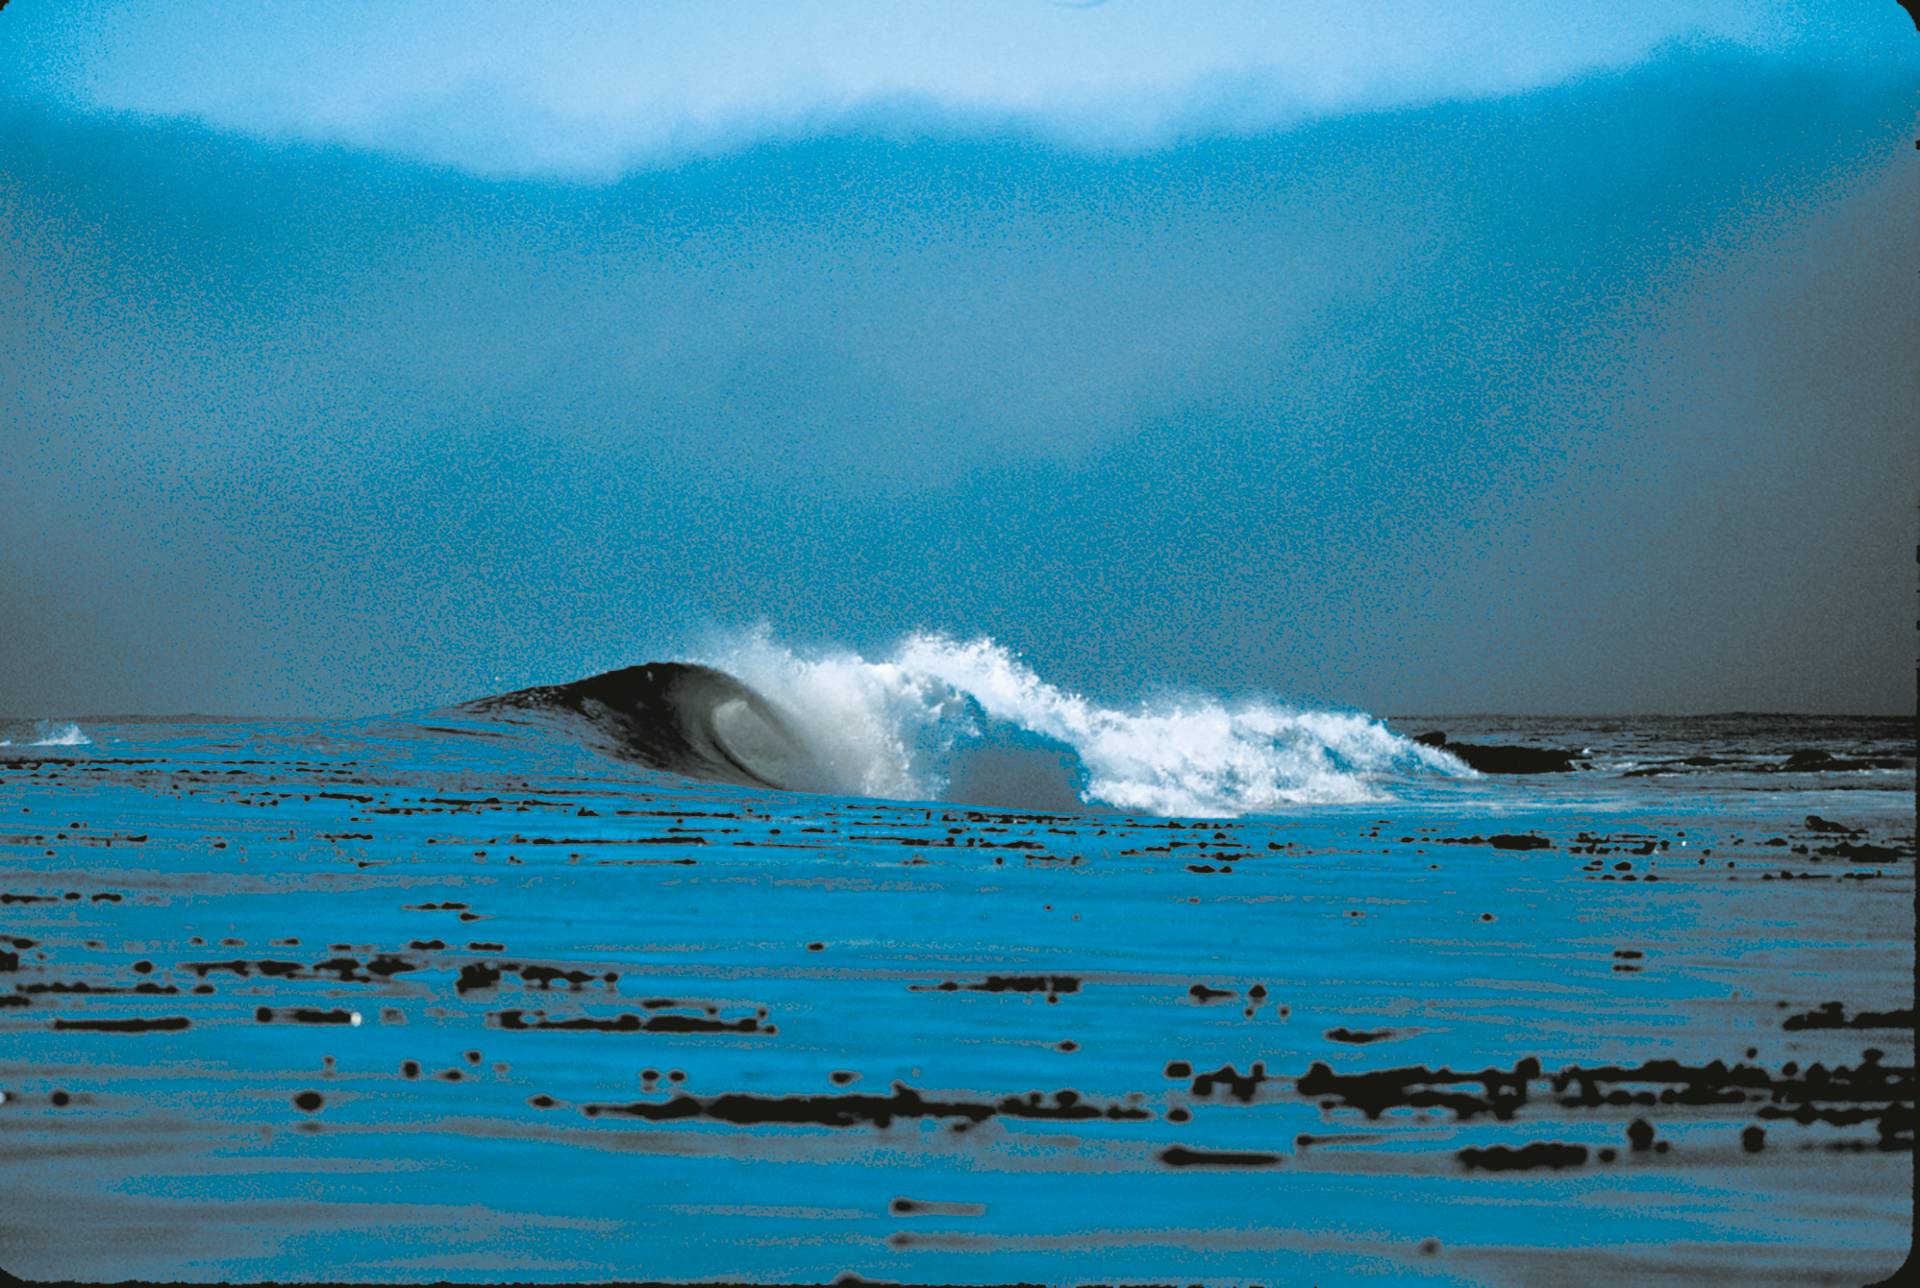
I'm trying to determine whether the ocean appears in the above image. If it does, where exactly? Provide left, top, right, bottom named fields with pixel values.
left=0, top=642, right=1911, bottom=1284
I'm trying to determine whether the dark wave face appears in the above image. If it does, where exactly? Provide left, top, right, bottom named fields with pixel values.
left=458, top=663, right=825, bottom=793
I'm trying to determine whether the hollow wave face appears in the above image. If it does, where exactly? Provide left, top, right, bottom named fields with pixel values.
left=458, top=663, right=822, bottom=793
left=696, top=631, right=1470, bottom=816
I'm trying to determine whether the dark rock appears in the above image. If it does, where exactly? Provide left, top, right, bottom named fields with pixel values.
left=1158, top=1145, right=1281, bottom=1168
left=456, top=962, right=502, bottom=993
left=1458, top=1142, right=1588, bottom=1171
left=1781, top=1003, right=1915, bottom=1032
left=1443, top=743, right=1579, bottom=774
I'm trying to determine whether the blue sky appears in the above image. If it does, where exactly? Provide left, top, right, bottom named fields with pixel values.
left=0, top=2, right=1914, bottom=715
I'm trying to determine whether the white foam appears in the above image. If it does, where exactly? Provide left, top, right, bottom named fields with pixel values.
left=704, top=630, right=1470, bottom=817
left=713, top=633, right=976, bottom=801
left=24, top=721, right=92, bottom=748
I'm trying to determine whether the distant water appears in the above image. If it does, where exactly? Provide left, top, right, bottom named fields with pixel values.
left=1404, top=712, right=1914, bottom=781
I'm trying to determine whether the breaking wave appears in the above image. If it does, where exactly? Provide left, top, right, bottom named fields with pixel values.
left=462, top=632, right=1470, bottom=817
left=0, top=720, right=92, bottom=748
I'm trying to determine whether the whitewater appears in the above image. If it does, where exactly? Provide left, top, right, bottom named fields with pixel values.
left=669, top=631, right=1471, bottom=816
left=0, top=719, right=91, bottom=748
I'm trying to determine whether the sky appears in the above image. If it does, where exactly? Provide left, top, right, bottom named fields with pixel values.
left=0, top=1, right=1915, bottom=717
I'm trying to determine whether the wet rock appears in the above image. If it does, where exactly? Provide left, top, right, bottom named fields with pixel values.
left=51, top=1016, right=190, bottom=1033
left=1157, top=1145, right=1281, bottom=1168
left=1298, top=1058, right=1537, bottom=1121
left=581, top=1082, right=1148, bottom=1129
left=1190, top=1063, right=1268, bottom=1101
left=1418, top=737, right=1578, bottom=773
left=1782, top=1002, right=1916, bottom=1032
left=456, top=962, right=502, bottom=993
left=1458, top=1142, right=1588, bottom=1171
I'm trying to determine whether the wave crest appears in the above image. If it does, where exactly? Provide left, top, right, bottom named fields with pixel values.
left=702, top=631, right=1467, bottom=816
left=0, top=720, right=92, bottom=749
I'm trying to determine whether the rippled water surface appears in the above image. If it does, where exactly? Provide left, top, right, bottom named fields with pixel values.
left=0, top=715, right=1911, bottom=1283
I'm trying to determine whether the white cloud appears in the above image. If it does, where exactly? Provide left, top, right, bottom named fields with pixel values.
left=0, top=0, right=1881, bottom=178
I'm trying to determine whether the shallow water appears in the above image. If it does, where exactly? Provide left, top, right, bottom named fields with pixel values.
left=0, top=714, right=1911, bottom=1284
